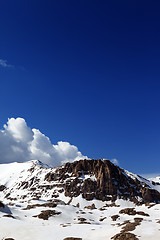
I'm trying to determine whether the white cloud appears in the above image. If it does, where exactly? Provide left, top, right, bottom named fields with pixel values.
left=111, top=158, right=119, bottom=165
left=0, top=59, right=14, bottom=68
left=0, top=118, right=87, bottom=167
left=4, top=118, right=33, bottom=142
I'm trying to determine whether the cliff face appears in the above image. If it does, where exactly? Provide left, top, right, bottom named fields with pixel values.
left=45, top=159, right=160, bottom=204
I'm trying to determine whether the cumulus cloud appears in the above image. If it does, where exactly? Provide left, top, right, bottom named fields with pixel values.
left=0, top=59, right=14, bottom=68
left=0, top=118, right=87, bottom=167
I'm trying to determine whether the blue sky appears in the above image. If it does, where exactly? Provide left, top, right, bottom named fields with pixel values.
left=0, top=0, right=160, bottom=174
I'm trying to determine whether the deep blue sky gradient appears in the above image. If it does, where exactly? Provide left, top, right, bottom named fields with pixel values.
left=0, top=0, right=160, bottom=174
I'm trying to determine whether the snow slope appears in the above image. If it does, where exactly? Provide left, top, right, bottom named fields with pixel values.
left=0, top=160, right=159, bottom=240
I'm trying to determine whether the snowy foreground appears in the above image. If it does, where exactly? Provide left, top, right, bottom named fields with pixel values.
left=0, top=161, right=159, bottom=240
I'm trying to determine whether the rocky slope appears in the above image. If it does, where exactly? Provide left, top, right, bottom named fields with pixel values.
left=50, top=159, right=160, bottom=204
left=0, top=159, right=160, bottom=205
left=0, top=159, right=160, bottom=240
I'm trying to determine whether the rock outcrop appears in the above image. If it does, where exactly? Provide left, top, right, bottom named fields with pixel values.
left=45, top=159, right=160, bottom=204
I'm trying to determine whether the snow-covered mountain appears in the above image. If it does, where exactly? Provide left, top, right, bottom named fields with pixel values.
left=0, top=159, right=160, bottom=240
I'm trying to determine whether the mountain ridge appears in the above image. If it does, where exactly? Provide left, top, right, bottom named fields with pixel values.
left=0, top=159, right=160, bottom=204
left=0, top=159, right=160, bottom=240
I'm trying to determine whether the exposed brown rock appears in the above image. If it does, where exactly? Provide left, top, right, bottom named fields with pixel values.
left=4, top=238, right=15, bottom=240
left=78, top=217, right=86, bottom=222
left=119, top=208, right=136, bottom=215
left=119, top=208, right=149, bottom=217
left=3, top=214, right=15, bottom=219
left=105, top=203, right=120, bottom=207
left=63, top=238, right=82, bottom=240
left=114, top=217, right=143, bottom=239
left=134, top=217, right=143, bottom=223
left=33, top=210, right=61, bottom=220
left=23, top=202, right=57, bottom=210
left=82, top=179, right=97, bottom=200
left=99, top=217, right=106, bottom=221
left=65, top=178, right=81, bottom=197
left=136, top=211, right=149, bottom=217
left=84, top=203, right=96, bottom=210
left=121, top=218, right=143, bottom=232
left=111, top=215, right=120, bottom=221
left=117, top=220, right=130, bottom=227
left=7, top=197, right=17, bottom=201
left=122, top=222, right=138, bottom=232
left=44, top=172, right=58, bottom=181
left=0, top=185, right=6, bottom=191
left=141, top=187, right=160, bottom=203
left=111, top=232, right=139, bottom=240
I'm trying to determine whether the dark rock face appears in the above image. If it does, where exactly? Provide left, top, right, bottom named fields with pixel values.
left=141, top=187, right=160, bottom=203
left=82, top=179, right=97, bottom=200
left=65, top=178, right=81, bottom=198
left=61, top=159, right=140, bottom=201
left=45, top=159, right=160, bottom=204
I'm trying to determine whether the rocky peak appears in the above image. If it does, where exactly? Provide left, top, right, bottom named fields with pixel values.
left=45, top=159, right=160, bottom=204
left=1, top=159, right=160, bottom=205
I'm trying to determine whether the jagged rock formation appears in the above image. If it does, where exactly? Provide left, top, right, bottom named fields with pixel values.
left=45, top=159, right=160, bottom=204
